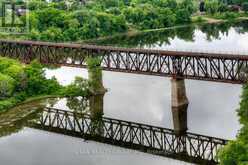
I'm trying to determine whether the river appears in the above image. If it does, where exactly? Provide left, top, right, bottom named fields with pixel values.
left=0, top=21, right=247, bottom=165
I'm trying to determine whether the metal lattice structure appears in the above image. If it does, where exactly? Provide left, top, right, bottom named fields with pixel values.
left=0, top=40, right=248, bottom=84
left=30, top=107, right=227, bottom=164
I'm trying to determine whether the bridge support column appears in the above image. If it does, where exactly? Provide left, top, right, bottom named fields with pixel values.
left=88, top=61, right=106, bottom=119
left=89, top=92, right=105, bottom=120
left=88, top=61, right=106, bottom=137
left=171, top=78, right=188, bottom=135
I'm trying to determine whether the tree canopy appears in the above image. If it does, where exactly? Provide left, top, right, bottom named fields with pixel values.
left=25, top=0, right=196, bottom=42
left=0, top=57, right=96, bottom=111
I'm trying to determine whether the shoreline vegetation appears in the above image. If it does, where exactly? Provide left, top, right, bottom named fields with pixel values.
left=218, top=84, right=248, bottom=164
left=1, top=14, right=248, bottom=45
left=2, top=0, right=248, bottom=43
left=0, top=56, right=102, bottom=113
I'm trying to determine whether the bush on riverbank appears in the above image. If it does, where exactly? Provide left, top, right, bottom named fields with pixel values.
left=24, top=0, right=196, bottom=41
left=0, top=57, right=96, bottom=111
left=218, top=84, right=248, bottom=164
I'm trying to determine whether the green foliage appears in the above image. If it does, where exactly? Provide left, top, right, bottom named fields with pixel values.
left=212, top=11, right=240, bottom=20
left=40, top=27, right=63, bottom=42
left=229, top=0, right=248, bottom=6
left=33, top=8, right=67, bottom=31
left=178, top=0, right=197, bottom=15
left=87, top=57, right=104, bottom=93
left=195, top=16, right=205, bottom=22
left=0, top=73, right=15, bottom=99
left=0, top=57, right=91, bottom=111
left=0, top=98, right=18, bottom=111
left=176, top=9, right=191, bottom=23
left=3, top=64, right=24, bottom=79
left=0, top=57, right=21, bottom=72
left=62, top=77, right=89, bottom=97
left=242, top=2, right=248, bottom=12
left=25, top=0, right=197, bottom=41
left=205, top=0, right=221, bottom=14
left=24, top=60, right=62, bottom=96
left=218, top=83, right=248, bottom=164
left=28, top=0, right=48, bottom=10
left=218, top=141, right=248, bottom=164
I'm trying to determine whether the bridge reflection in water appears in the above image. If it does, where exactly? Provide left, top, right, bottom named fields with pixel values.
left=29, top=96, right=227, bottom=165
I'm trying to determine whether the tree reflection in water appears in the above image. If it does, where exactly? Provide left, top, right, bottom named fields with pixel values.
left=87, top=20, right=248, bottom=49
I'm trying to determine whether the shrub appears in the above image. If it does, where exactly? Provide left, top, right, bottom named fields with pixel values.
left=62, top=77, right=89, bottom=97
left=205, top=0, right=220, bottom=14
left=3, top=64, right=25, bottom=80
left=40, top=27, right=63, bottom=42
left=176, top=9, right=191, bottom=23
left=0, top=73, right=16, bottom=99
left=218, top=141, right=248, bottom=164
left=223, top=12, right=239, bottom=19
left=196, top=16, right=204, bottom=22
left=0, top=57, right=20, bottom=72
left=87, top=57, right=104, bottom=93
left=242, top=2, right=248, bottom=12
left=218, top=83, right=248, bottom=164
left=0, top=57, right=91, bottom=111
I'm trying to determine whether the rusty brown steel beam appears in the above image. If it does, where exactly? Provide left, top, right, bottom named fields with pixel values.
left=0, top=40, right=247, bottom=84
left=1, top=39, right=248, bottom=59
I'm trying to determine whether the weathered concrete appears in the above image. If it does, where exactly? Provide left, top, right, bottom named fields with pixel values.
left=171, top=78, right=189, bottom=135
left=89, top=92, right=105, bottom=119
left=88, top=63, right=106, bottom=119
left=88, top=65, right=106, bottom=135
left=89, top=92, right=105, bottom=136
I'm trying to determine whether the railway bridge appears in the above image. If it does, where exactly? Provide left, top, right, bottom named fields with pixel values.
left=1, top=39, right=246, bottom=132
left=0, top=39, right=247, bottom=84
left=0, top=40, right=243, bottom=164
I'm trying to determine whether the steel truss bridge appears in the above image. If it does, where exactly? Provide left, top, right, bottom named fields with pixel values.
left=0, top=40, right=248, bottom=84
left=30, top=107, right=227, bottom=165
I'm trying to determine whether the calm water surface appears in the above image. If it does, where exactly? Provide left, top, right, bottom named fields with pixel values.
left=0, top=21, right=247, bottom=165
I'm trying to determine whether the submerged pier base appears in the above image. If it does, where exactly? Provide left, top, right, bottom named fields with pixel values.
left=171, top=78, right=189, bottom=135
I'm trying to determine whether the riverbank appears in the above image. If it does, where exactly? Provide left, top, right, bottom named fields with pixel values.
left=83, top=17, right=248, bottom=45
left=0, top=14, right=247, bottom=46
left=0, top=96, right=58, bottom=137
left=0, top=95, right=61, bottom=114
left=192, top=13, right=248, bottom=24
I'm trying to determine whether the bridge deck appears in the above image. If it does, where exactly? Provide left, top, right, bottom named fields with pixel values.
left=0, top=40, right=247, bottom=84
left=30, top=107, right=228, bottom=165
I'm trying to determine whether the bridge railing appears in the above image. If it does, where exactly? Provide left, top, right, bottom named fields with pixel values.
left=30, top=107, right=227, bottom=164
left=0, top=40, right=248, bottom=83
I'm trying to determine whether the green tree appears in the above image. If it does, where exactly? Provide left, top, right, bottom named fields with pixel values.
left=218, top=83, right=248, bottom=164
left=40, top=27, right=63, bottom=41
left=205, top=0, right=220, bottom=14
left=176, top=9, right=191, bottom=23
left=0, top=73, right=15, bottom=99
left=242, top=2, right=248, bottom=12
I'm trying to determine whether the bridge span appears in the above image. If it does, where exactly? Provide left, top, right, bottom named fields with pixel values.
left=0, top=40, right=248, bottom=84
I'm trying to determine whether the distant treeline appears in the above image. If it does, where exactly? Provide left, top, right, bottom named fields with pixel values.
left=24, top=0, right=196, bottom=41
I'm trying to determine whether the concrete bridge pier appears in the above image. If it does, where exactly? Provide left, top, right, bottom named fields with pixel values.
left=88, top=64, right=106, bottom=137
left=171, top=78, right=189, bottom=135
left=89, top=92, right=105, bottom=120
left=88, top=64, right=106, bottom=120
